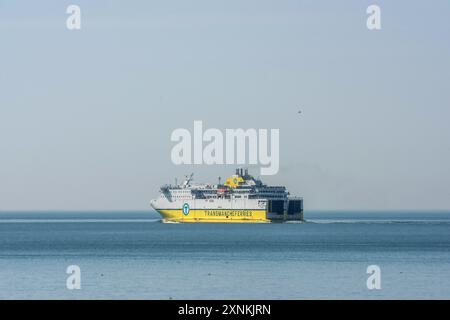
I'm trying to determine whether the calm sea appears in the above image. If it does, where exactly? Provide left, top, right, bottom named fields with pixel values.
left=0, top=211, right=449, bottom=299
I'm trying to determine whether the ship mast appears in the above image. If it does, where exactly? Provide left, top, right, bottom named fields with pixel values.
left=183, top=173, right=194, bottom=187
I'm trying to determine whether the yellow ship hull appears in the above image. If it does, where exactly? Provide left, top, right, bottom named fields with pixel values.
left=156, top=208, right=270, bottom=223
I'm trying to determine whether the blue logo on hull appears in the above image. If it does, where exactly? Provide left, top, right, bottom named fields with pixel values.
left=182, top=203, right=190, bottom=216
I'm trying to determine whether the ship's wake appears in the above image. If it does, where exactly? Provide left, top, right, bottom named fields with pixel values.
left=305, top=219, right=450, bottom=225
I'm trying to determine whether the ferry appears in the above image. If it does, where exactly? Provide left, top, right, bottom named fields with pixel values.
left=150, top=168, right=304, bottom=223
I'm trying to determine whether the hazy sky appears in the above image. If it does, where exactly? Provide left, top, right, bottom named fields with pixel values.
left=1, top=1, right=449, bottom=211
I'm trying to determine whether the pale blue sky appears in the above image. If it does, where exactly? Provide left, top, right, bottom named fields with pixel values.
left=1, top=1, right=449, bottom=210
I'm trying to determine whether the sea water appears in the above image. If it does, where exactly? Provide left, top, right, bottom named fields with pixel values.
left=0, top=211, right=449, bottom=299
